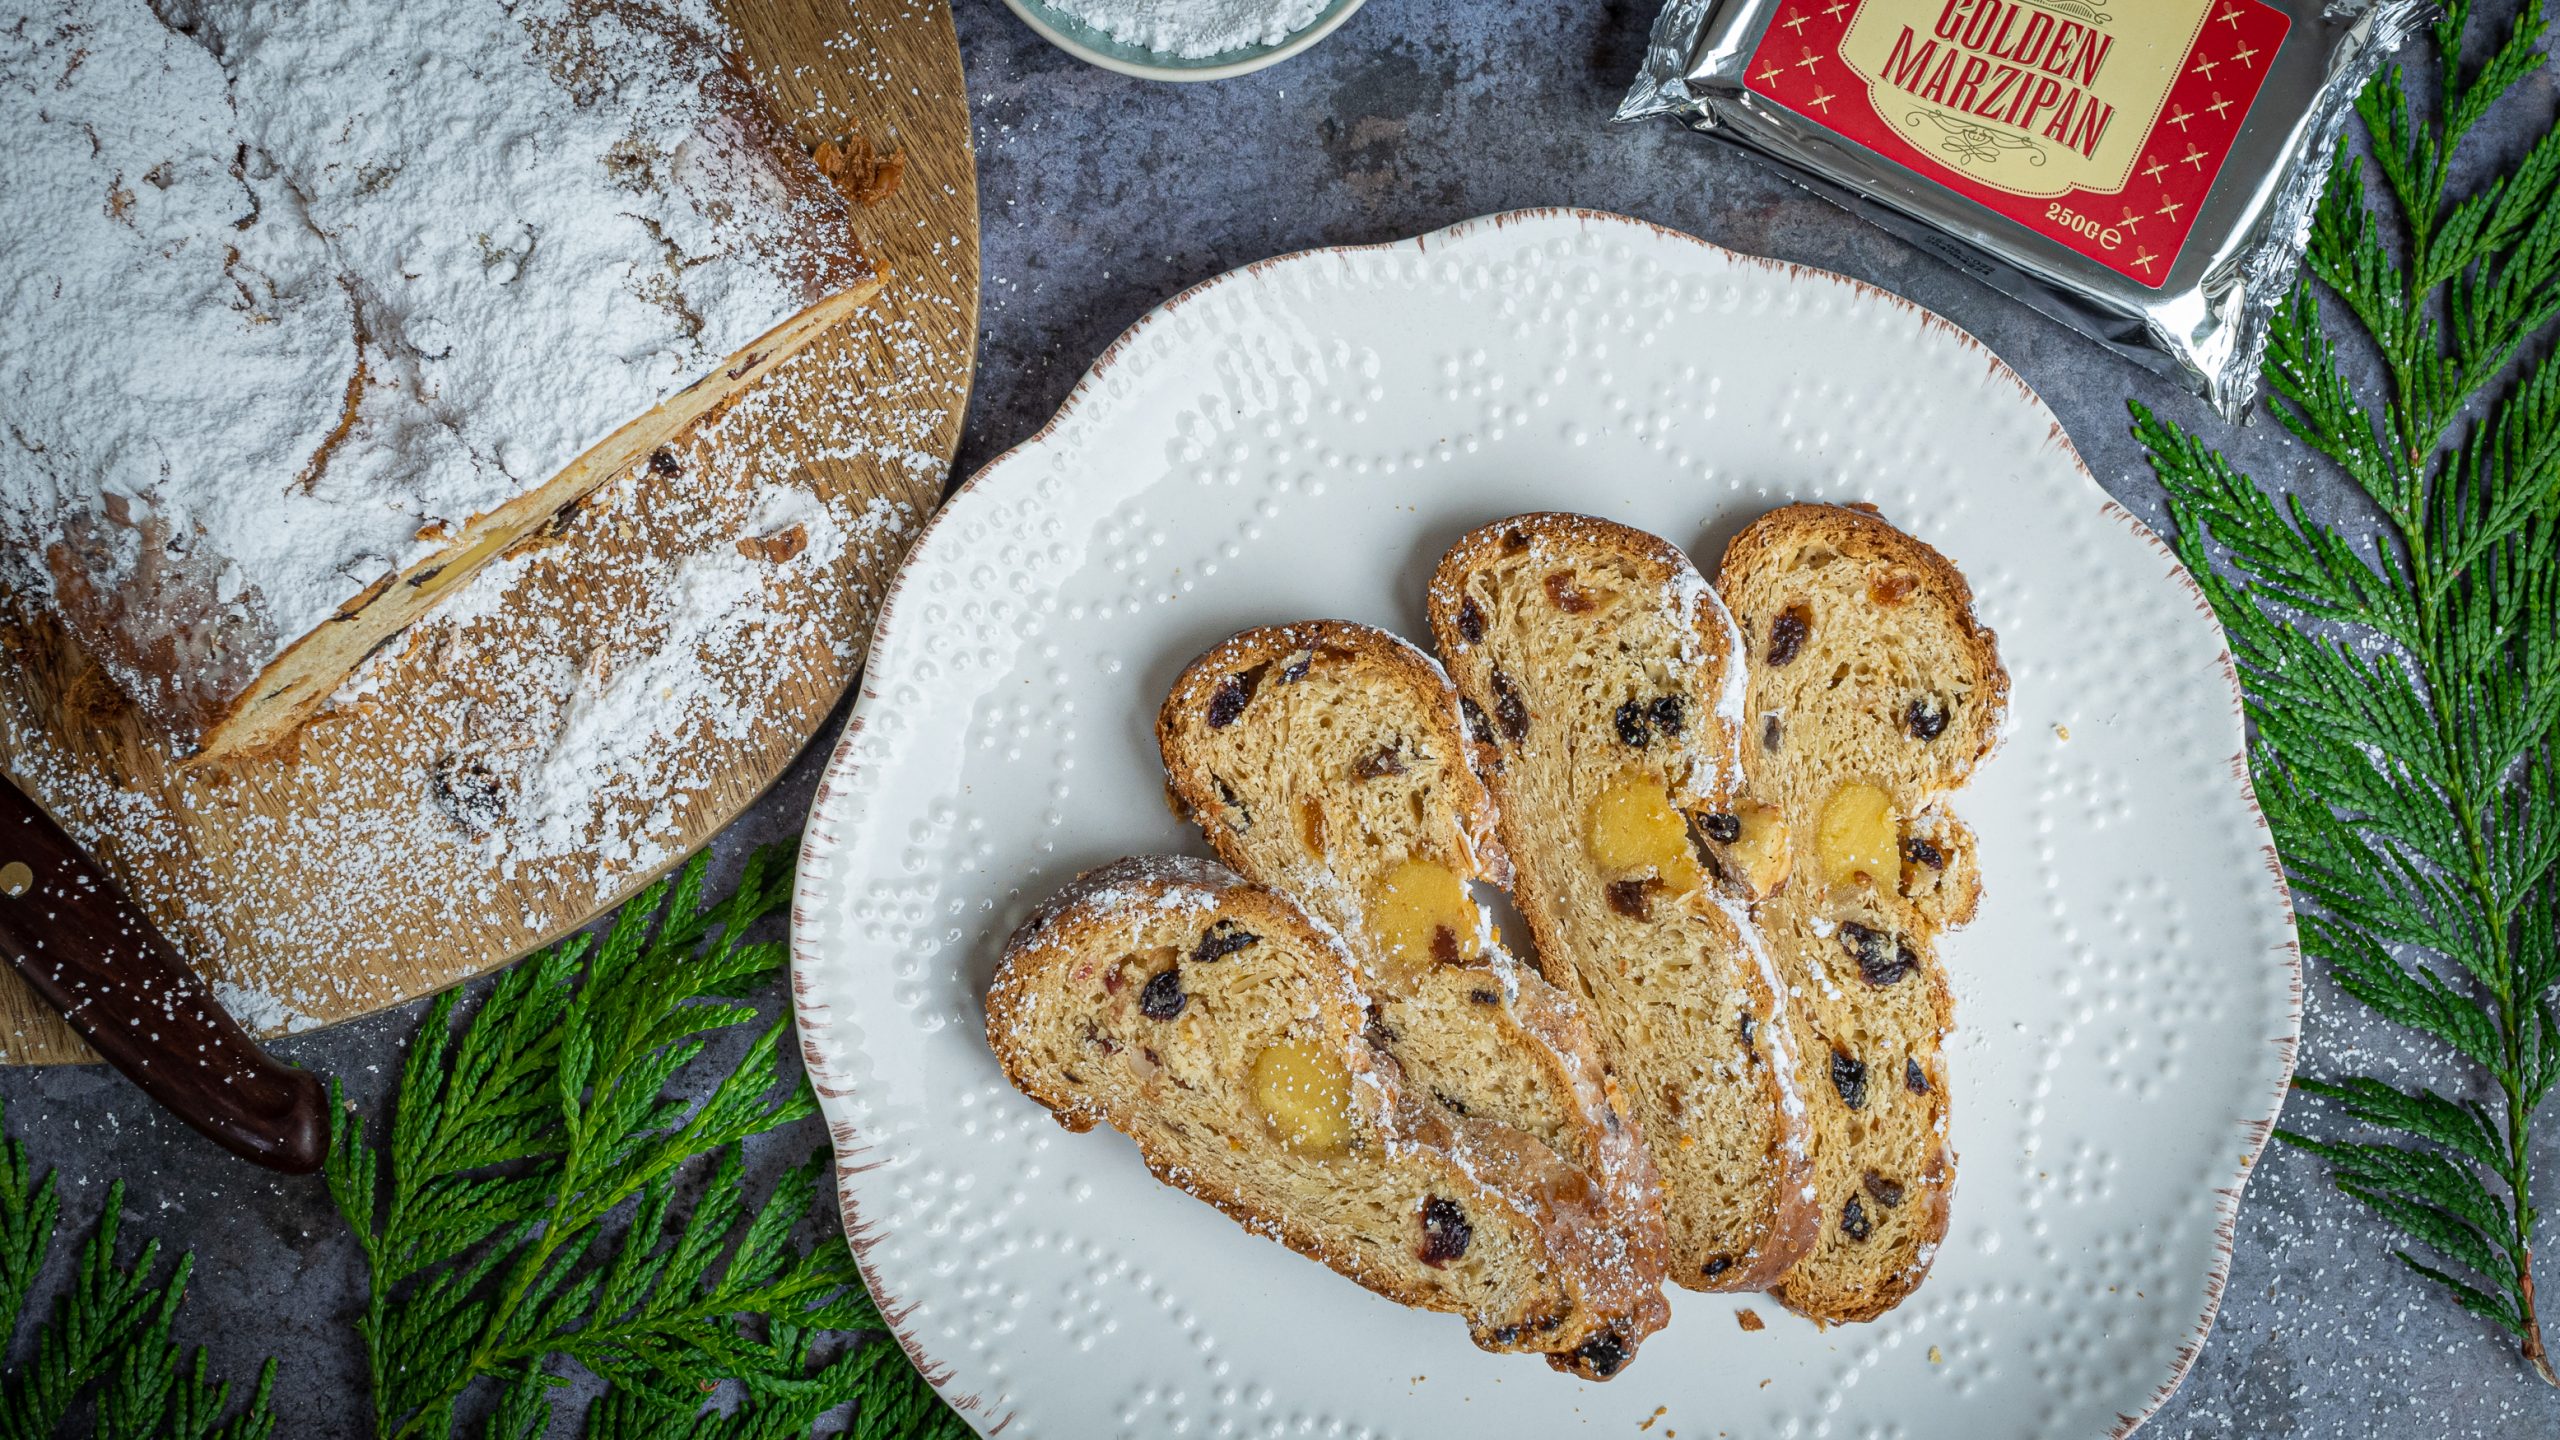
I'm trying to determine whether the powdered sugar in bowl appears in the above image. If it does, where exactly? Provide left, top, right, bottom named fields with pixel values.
left=999, top=0, right=1369, bottom=81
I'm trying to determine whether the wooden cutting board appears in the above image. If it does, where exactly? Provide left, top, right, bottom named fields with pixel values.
left=0, top=0, right=977, bottom=1064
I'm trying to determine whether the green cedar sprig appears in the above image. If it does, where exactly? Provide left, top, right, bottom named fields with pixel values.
left=328, top=842, right=971, bottom=1437
left=2132, top=0, right=2560, bottom=1386
left=0, top=1100, right=276, bottom=1438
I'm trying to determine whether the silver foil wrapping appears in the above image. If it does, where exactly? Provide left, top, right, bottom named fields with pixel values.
left=1620, top=0, right=2432, bottom=418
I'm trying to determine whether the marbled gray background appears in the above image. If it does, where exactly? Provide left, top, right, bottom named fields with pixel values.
left=3, top=1, right=2555, bottom=1434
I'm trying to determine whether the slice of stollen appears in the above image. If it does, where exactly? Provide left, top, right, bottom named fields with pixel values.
left=988, top=857, right=1660, bottom=1367
left=1425, top=514, right=1817, bottom=1293
left=1715, top=502, right=2009, bottom=1324
left=1158, top=621, right=1669, bottom=1380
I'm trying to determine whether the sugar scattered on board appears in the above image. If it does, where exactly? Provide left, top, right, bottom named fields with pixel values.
left=1043, top=0, right=1330, bottom=60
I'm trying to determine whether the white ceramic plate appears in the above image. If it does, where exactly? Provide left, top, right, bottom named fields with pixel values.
left=791, top=210, right=2301, bottom=1440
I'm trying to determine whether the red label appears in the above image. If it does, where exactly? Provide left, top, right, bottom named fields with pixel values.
left=1744, top=0, right=2292, bottom=289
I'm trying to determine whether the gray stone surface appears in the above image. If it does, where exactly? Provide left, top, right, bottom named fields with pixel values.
left=2, top=0, right=2555, bottom=1434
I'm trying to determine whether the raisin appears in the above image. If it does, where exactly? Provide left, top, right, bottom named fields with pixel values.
left=1460, top=697, right=1497, bottom=746
left=1841, top=1195, right=1873, bottom=1242
left=1738, top=1011, right=1758, bottom=1056
left=1840, top=921, right=1916, bottom=987
left=1501, top=528, right=1529, bottom=553
left=1353, top=745, right=1407, bottom=780
left=1138, top=969, right=1186, bottom=1020
left=1614, top=700, right=1652, bottom=747
left=1279, top=648, right=1315, bottom=684
left=647, top=447, right=681, bottom=478
left=1905, top=695, right=1949, bottom=741
left=1766, top=605, right=1811, bottom=667
left=1868, top=570, right=1917, bottom=606
left=1418, top=1196, right=1473, bottom=1266
left=1649, top=694, right=1686, bottom=737
left=1468, top=987, right=1501, bottom=1006
left=1863, top=1171, right=1906, bottom=1209
left=1430, top=926, right=1462, bottom=967
left=1901, top=835, right=1946, bottom=869
left=1457, top=595, right=1486, bottom=644
left=1191, top=922, right=1259, bottom=964
left=1831, top=1049, right=1869, bottom=1110
left=1364, top=1005, right=1401, bottom=1048
left=1905, top=1057, right=1930, bottom=1094
left=1207, top=672, right=1257, bottom=729
left=1605, top=877, right=1654, bottom=920
left=1545, top=572, right=1594, bottom=613
left=1700, top=812, right=1743, bottom=844
left=1572, top=1331, right=1628, bottom=1379
left=1702, top=1255, right=1735, bottom=1279
left=1490, top=671, right=1530, bottom=743
left=1762, top=713, right=1784, bottom=752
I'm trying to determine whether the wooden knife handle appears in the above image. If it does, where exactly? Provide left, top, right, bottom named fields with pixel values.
left=0, top=782, right=328, bottom=1175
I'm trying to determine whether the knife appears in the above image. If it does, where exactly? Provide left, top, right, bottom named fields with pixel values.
left=0, top=778, right=328, bottom=1174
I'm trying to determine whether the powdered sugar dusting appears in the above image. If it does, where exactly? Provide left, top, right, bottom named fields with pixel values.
left=2, top=0, right=869, bottom=737
left=1042, top=0, right=1330, bottom=60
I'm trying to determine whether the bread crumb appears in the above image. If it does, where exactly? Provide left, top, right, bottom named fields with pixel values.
left=1928, top=1344, right=1944, bottom=1363
left=1639, top=1406, right=1666, bottom=1431
left=1735, top=1308, right=1765, bottom=1332
left=2055, top=723, right=2073, bottom=740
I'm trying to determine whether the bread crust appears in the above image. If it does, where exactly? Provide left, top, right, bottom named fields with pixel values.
left=1156, top=622, right=1670, bottom=1377
left=1427, top=513, right=1819, bottom=1293
left=1715, top=503, right=2005, bottom=1324
left=987, top=859, right=1662, bottom=1366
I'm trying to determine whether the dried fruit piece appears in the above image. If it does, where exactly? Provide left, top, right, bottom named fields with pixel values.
left=1830, top=1049, right=1868, bottom=1110
left=1703, top=1255, right=1735, bottom=1280
left=1545, top=571, right=1594, bottom=613
left=1418, top=1196, right=1473, bottom=1266
left=1279, top=648, right=1315, bottom=684
left=1648, top=694, right=1686, bottom=738
left=1614, top=700, right=1653, bottom=747
left=1192, top=921, right=1260, bottom=964
left=1737, top=1011, right=1758, bottom=1057
left=1139, top=969, right=1186, bottom=1021
left=1707, top=797, right=1791, bottom=899
left=1572, top=1331, right=1628, bottom=1378
left=1762, top=713, right=1784, bottom=752
left=1841, top=1194, right=1872, bottom=1242
left=1467, top=987, right=1500, bottom=1006
left=1207, top=669, right=1261, bottom=729
left=1353, top=744, right=1406, bottom=781
left=1816, top=783, right=1900, bottom=890
left=1586, top=769, right=1706, bottom=892
left=1900, top=834, right=1945, bottom=869
left=1905, top=1057, right=1930, bottom=1094
left=1700, top=812, right=1743, bottom=844
left=1862, top=1171, right=1906, bottom=1208
left=1248, top=1040, right=1354, bottom=1156
left=1867, top=569, right=1918, bottom=607
left=1838, top=920, right=1917, bottom=987
left=1456, top=595, right=1487, bottom=644
left=1490, top=670, right=1530, bottom=743
left=1460, top=697, right=1496, bottom=747
left=1365, top=858, right=1482, bottom=983
left=1604, top=877, right=1655, bottom=921
left=1905, top=695, right=1949, bottom=741
left=1766, top=604, right=1811, bottom=666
